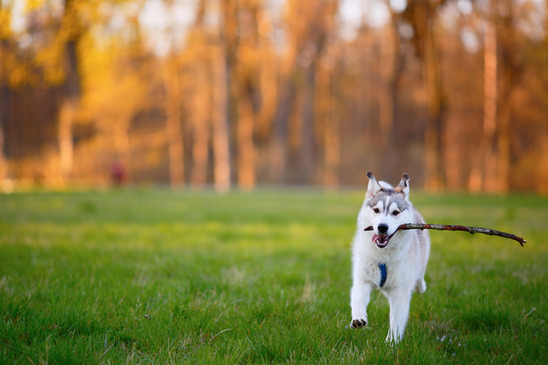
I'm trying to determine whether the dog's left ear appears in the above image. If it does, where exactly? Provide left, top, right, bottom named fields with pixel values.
left=396, top=173, right=410, bottom=200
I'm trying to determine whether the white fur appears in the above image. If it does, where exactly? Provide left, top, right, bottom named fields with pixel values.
left=350, top=173, right=430, bottom=343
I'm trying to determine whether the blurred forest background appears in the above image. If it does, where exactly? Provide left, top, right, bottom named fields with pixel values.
left=0, top=0, right=547, bottom=192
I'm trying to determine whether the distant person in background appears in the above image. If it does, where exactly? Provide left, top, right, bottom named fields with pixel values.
left=111, top=161, right=126, bottom=186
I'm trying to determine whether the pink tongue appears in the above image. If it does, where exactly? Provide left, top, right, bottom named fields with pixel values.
left=372, top=234, right=389, bottom=245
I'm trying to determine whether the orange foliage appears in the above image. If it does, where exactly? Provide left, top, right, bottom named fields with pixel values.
left=1, top=0, right=547, bottom=192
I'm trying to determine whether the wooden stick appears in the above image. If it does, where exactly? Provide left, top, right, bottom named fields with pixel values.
left=364, top=223, right=526, bottom=247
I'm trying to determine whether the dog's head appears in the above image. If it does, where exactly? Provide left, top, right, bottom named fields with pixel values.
left=362, top=171, right=413, bottom=249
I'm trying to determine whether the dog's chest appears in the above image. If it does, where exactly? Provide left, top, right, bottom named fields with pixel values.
left=358, top=258, right=389, bottom=288
left=358, top=252, right=413, bottom=289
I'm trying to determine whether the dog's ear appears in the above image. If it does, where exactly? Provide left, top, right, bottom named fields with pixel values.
left=366, top=171, right=382, bottom=200
left=396, top=173, right=410, bottom=200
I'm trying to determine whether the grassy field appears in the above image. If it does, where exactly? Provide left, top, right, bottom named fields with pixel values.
left=0, top=188, right=546, bottom=364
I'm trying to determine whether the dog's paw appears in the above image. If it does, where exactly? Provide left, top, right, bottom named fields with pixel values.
left=386, top=330, right=402, bottom=344
left=350, top=319, right=367, bottom=329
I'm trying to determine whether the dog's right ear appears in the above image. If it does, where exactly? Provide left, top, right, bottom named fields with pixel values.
left=366, top=171, right=381, bottom=200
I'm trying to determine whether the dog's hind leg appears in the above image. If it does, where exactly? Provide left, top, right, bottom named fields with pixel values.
left=386, top=289, right=411, bottom=343
left=413, top=278, right=427, bottom=294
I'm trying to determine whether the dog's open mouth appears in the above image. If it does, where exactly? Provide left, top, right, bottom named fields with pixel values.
left=372, top=234, right=390, bottom=248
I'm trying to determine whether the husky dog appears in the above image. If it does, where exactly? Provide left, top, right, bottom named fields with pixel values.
left=350, top=172, right=430, bottom=343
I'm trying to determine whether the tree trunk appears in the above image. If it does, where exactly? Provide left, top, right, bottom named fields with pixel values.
left=469, top=9, right=498, bottom=193
left=213, top=0, right=237, bottom=193
left=57, top=0, right=82, bottom=184
left=212, top=52, right=231, bottom=193
left=190, top=68, right=210, bottom=187
left=237, top=90, right=256, bottom=189
left=378, top=7, right=399, bottom=145
left=269, top=77, right=296, bottom=184
left=421, top=6, right=445, bottom=191
left=114, top=123, right=132, bottom=182
left=190, top=73, right=210, bottom=187
left=404, top=0, right=447, bottom=191
left=493, top=0, right=518, bottom=194
left=163, top=63, right=185, bottom=188
left=188, top=0, right=209, bottom=187
left=423, top=32, right=445, bottom=191
left=323, top=72, right=340, bottom=187
left=378, top=6, right=403, bottom=178
left=235, top=1, right=264, bottom=190
left=539, top=127, right=548, bottom=193
left=0, top=9, right=10, bottom=184
left=539, top=1, right=548, bottom=193
left=0, top=116, right=7, bottom=184
left=496, top=104, right=510, bottom=193
left=58, top=99, right=75, bottom=180
left=298, top=60, right=318, bottom=184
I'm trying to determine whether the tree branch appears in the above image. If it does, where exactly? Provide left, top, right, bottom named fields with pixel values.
left=364, top=223, right=526, bottom=247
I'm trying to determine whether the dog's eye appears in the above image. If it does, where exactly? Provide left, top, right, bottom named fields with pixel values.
left=373, top=208, right=381, bottom=214
left=392, top=210, right=400, bottom=216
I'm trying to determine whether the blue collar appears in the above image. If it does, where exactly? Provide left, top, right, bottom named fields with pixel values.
left=379, top=263, right=387, bottom=287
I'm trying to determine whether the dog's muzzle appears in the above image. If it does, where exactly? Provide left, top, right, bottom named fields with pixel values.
left=372, top=234, right=390, bottom=248
left=372, top=223, right=391, bottom=248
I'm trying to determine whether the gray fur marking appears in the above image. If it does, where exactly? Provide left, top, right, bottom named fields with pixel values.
left=366, top=189, right=409, bottom=213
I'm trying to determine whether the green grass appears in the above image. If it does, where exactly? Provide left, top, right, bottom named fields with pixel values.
left=0, top=189, right=546, bottom=364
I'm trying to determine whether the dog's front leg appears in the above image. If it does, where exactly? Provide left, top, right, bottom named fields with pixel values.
left=386, top=289, right=411, bottom=343
left=350, top=283, right=372, bottom=329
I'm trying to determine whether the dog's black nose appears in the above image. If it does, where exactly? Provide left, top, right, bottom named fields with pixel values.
left=378, top=223, right=389, bottom=234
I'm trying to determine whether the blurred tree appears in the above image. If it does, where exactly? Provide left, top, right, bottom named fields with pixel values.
left=318, top=44, right=342, bottom=187
left=185, top=0, right=211, bottom=187
left=469, top=0, right=498, bottom=192
left=161, top=0, right=188, bottom=188
left=468, top=0, right=532, bottom=193
left=494, top=0, right=521, bottom=193
left=235, top=0, right=264, bottom=189
left=0, top=0, right=11, bottom=182
left=539, top=0, right=548, bottom=192
left=269, top=0, right=339, bottom=184
left=56, top=0, right=85, bottom=183
left=79, top=9, right=151, bottom=183
left=1, top=0, right=547, bottom=192
left=403, top=0, right=448, bottom=191
left=213, top=0, right=236, bottom=193
left=163, top=57, right=185, bottom=188
left=297, top=0, right=338, bottom=184
left=378, top=1, right=406, bottom=178
left=1, top=0, right=71, bottom=184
